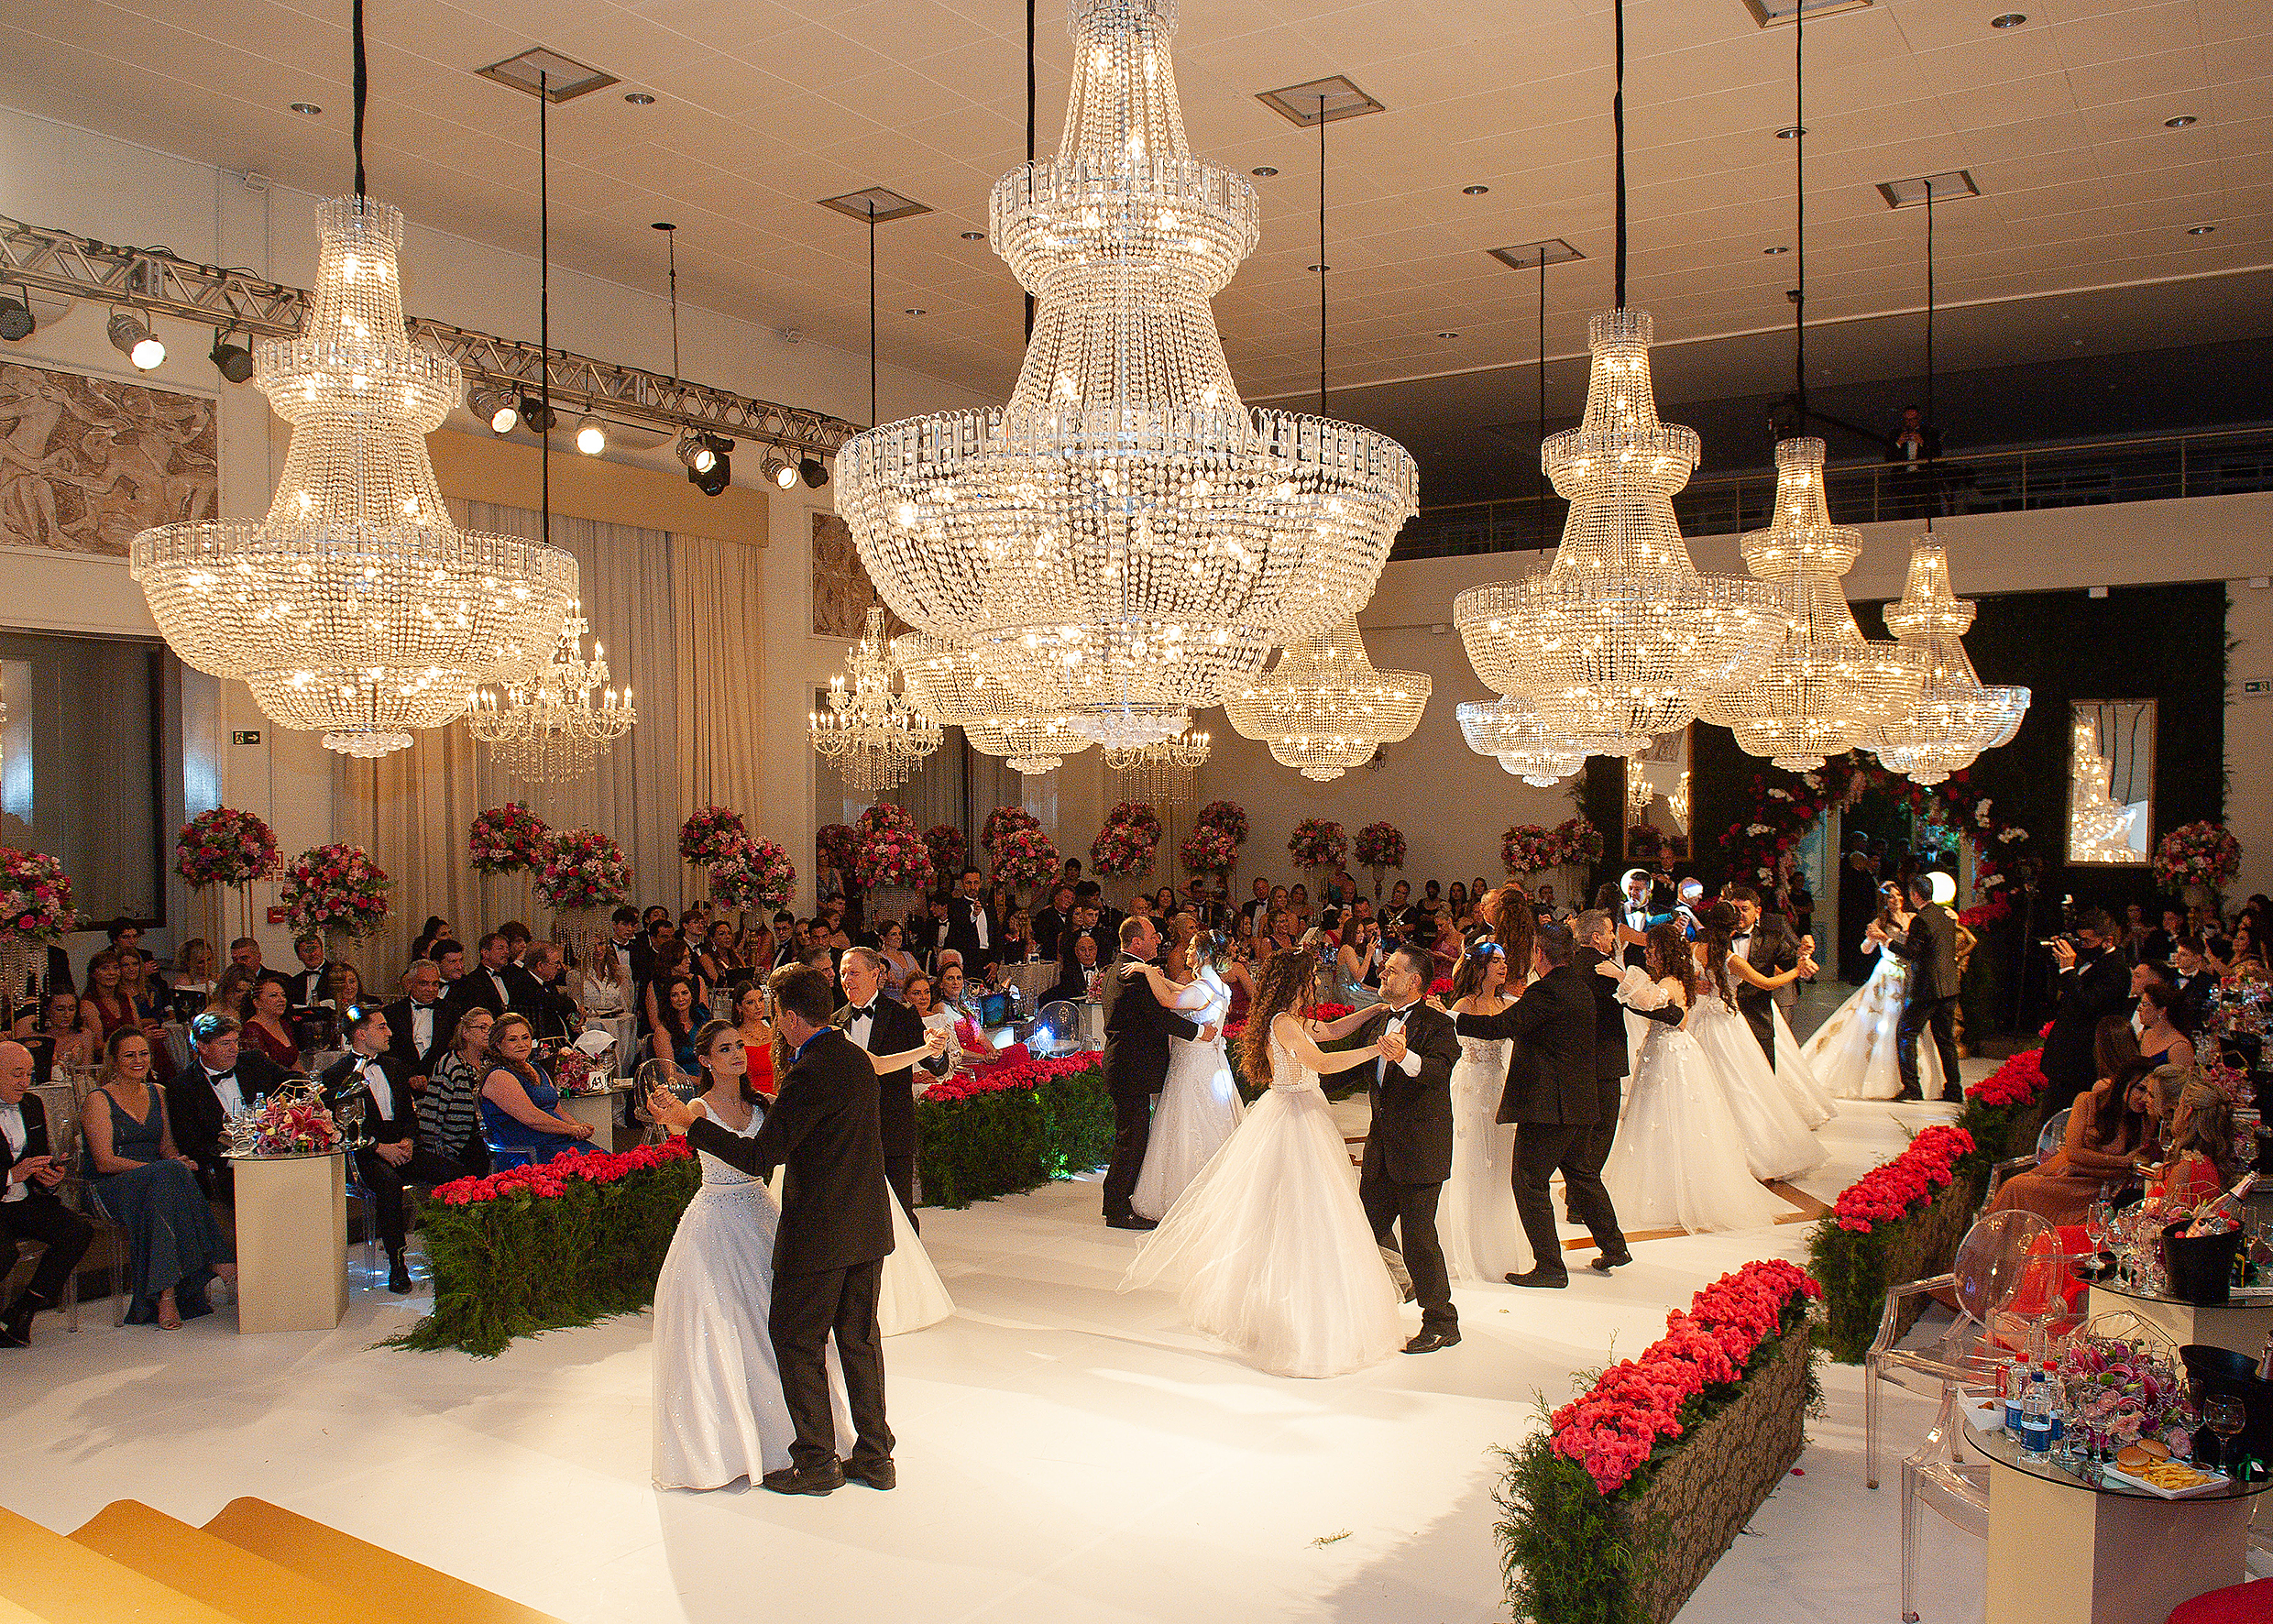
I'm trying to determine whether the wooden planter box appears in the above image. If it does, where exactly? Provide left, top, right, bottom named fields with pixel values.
left=1610, top=1321, right=1815, bottom=1624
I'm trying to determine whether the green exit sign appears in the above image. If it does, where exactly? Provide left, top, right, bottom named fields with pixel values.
left=231, top=730, right=261, bottom=744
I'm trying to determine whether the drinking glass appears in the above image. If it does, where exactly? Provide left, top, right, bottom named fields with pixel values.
left=2204, top=1395, right=2247, bottom=1474
left=2086, top=1200, right=2112, bottom=1254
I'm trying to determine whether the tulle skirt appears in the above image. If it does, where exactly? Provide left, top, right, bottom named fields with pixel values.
left=1132, top=1036, right=1246, bottom=1222
left=1801, top=951, right=1947, bottom=1101
left=1120, top=1083, right=1403, bottom=1378
left=1691, top=996, right=1825, bottom=1182
left=1603, top=1026, right=1786, bottom=1234
left=1768, top=1000, right=1838, bottom=1128
left=879, top=1182, right=954, bottom=1336
left=1439, top=1047, right=1531, bottom=1282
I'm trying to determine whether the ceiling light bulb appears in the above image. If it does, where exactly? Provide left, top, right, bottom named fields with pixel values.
left=108, top=312, right=163, bottom=370
left=2188, top=224, right=2217, bottom=236
left=2165, top=115, right=2198, bottom=128
left=575, top=412, right=606, bottom=455
left=1989, top=11, right=2026, bottom=25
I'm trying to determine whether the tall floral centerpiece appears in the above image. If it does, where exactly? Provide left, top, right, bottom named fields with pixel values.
left=1354, top=821, right=1407, bottom=898
left=993, top=825, right=1062, bottom=893
left=679, top=806, right=747, bottom=877
left=0, top=847, right=78, bottom=1013
left=537, top=827, right=632, bottom=970
left=175, top=807, right=281, bottom=944
left=467, top=803, right=548, bottom=875
left=2154, top=820, right=2242, bottom=913
left=855, top=805, right=935, bottom=916
left=816, top=823, right=858, bottom=898
left=1501, top=823, right=1565, bottom=884
left=280, top=843, right=391, bottom=959
left=982, top=805, right=1043, bottom=863
left=1179, top=822, right=1238, bottom=880
left=926, top=824, right=970, bottom=881
left=1091, top=802, right=1162, bottom=895
left=708, top=835, right=796, bottom=918
left=1288, top=818, right=1346, bottom=885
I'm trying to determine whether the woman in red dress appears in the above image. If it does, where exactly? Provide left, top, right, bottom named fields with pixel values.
left=731, top=982, right=775, bottom=1099
left=240, top=977, right=301, bottom=1070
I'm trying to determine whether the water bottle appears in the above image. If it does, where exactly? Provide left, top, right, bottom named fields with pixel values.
left=2003, top=1359, right=2027, bottom=1435
left=2041, top=1366, right=2065, bottom=1446
left=2021, top=1377, right=2055, bottom=1456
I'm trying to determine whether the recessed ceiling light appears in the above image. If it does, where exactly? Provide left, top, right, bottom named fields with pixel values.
left=1989, top=11, right=2026, bottom=26
left=1251, top=166, right=1278, bottom=177
left=1307, top=263, right=1330, bottom=273
left=960, top=230, right=985, bottom=240
left=290, top=102, right=322, bottom=115
left=1434, top=331, right=1460, bottom=339
left=2165, top=114, right=2198, bottom=128
left=2187, top=224, right=2217, bottom=236
left=905, top=307, right=928, bottom=315
left=1763, top=245, right=1791, bottom=255
left=1462, top=184, right=1489, bottom=195
left=624, top=91, right=654, bottom=105
left=1774, top=125, right=1805, bottom=138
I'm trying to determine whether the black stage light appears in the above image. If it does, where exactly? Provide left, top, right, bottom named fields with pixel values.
left=517, top=395, right=555, bottom=433
left=209, top=330, right=255, bottom=383
left=0, top=293, right=33, bottom=342
left=686, top=433, right=732, bottom=496
left=799, top=456, right=829, bottom=488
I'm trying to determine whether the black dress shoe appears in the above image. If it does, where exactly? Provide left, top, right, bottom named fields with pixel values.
left=1105, top=1214, right=1158, bottom=1230
left=1893, top=1086, right=1923, bottom=1102
left=387, top=1255, right=412, bottom=1295
left=1506, top=1267, right=1570, bottom=1289
left=761, top=1461, right=845, bottom=1496
left=1403, top=1328, right=1461, bottom=1355
left=1589, top=1251, right=1633, bottom=1273
left=843, top=1456, right=896, bottom=1490
left=1, top=1289, right=49, bottom=1346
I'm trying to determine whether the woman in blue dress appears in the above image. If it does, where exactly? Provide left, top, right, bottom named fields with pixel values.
left=82, top=1027, right=235, bottom=1327
left=477, top=1014, right=601, bottom=1164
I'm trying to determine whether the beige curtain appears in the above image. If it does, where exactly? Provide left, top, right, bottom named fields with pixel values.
left=672, top=532, right=767, bottom=901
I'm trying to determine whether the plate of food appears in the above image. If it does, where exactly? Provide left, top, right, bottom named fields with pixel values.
left=2103, top=1444, right=2233, bottom=1498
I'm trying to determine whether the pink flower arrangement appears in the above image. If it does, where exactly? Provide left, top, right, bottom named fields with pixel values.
left=2154, top=821, right=2242, bottom=891
left=678, top=806, right=748, bottom=867
left=434, top=1136, right=692, bottom=1207
left=1554, top=816, right=1605, bottom=867
left=1966, top=1047, right=2046, bottom=1110
left=1355, top=821, right=1407, bottom=872
left=925, top=824, right=969, bottom=879
left=816, top=823, right=858, bottom=877
left=855, top=804, right=934, bottom=892
left=0, top=848, right=80, bottom=943
left=1832, top=1123, right=1976, bottom=1234
left=708, top=836, right=796, bottom=913
left=467, top=803, right=548, bottom=876
left=1179, top=822, right=1239, bottom=877
left=1195, top=800, right=1248, bottom=846
left=236, top=1085, right=341, bottom=1156
left=1107, top=801, right=1162, bottom=843
left=1502, top=823, right=1563, bottom=875
left=992, top=824, right=1061, bottom=888
left=919, top=1051, right=1097, bottom=1105
left=280, top=843, right=391, bottom=938
left=1548, top=1259, right=1821, bottom=1496
left=1091, top=808, right=1160, bottom=877
left=535, top=828, right=632, bottom=912
left=981, top=806, right=1043, bottom=860
left=174, top=807, right=280, bottom=891
left=1288, top=817, right=1346, bottom=871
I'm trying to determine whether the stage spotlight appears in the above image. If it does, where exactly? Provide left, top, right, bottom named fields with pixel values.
left=799, top=456, right=829, bottom=488
left=760, top=450, right=796, bottom=489
left=108, top=312, right=164, bottom=370
left=471, top=387, right=518, bottom=434
left=676, top=433, right=718, bottom=475
left=575, top=411, right=607, bottom=455
left=686, top=433, right=732, bottom=496
left=208, top=330, right=255, bottom=384
left=517, top=395, right=555, bottom=434
left=0, top=293, right=33, bottom=342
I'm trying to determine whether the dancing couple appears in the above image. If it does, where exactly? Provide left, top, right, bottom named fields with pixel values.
left=1801, top=871, right=1960, bottom=1102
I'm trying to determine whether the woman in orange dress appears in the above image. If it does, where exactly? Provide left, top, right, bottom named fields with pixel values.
left=1989, top=1018, right=2159, bottom=1226
left=2147, top=1069, right=2238, bottom=1213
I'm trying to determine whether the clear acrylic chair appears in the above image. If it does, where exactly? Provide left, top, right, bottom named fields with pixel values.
left=1899, top=1379, right=1992, bottom=1623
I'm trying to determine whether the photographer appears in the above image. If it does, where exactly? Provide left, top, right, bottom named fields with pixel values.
left=2041, top=909, right=2132, bottom=1115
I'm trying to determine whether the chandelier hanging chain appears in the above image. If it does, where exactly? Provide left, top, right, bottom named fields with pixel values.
left=869, top=202, right=878, bottom=426
left=1024, top=0, right=1037, bottom=343
left=1534, top=256, right=1546, bottom=551
left=1793, top=0, right=1805, bottom=422
left=1317, top=93, right=1328, bottom=416
left=540, top=69, right=552, bottom=548
left=350, top=0, right=368, bottom=200
left=664, top=225, right=680, bottom=379
left=1925, top=188, right=1936, bottom=533
left=1613, top=0, right=1627, bottom=308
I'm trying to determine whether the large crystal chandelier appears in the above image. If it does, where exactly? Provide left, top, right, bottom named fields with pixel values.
left=1224, top=618, right=1428, bottom=782
left=1454, top=310, right=1787, bottom=742
left=1698, top=439, right=1925, bottom=770
left=1456, top=697, right=1596, bottom=786
left=1864, top=540, right=2028, bottom=785
left=896, top=633, right=1091, bottom=775
left=1114, top=726, right=1208, bottom=805
left=467, top=607, right=634, bottom=783
left=132, top=196, right=576, bottom=757
left=833, top=0, right=1417, bottom=733
left=810, top=608, right=943, bottom=796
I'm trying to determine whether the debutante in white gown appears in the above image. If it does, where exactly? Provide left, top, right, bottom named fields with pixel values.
left=1439, top=1025, right=1531, bottom=1282
left=1120, top=1030, right=1403, bottom=1378
left=1690, top=987, right=1825, bottom=1182
left=878, top=1187, right=953, bottom=1335
left=1603, top=996, right=1785, bottom=1234
left=1767, top=1000, right=1838, bottom=1127
left=1132, top=966, right=1244, bottom=1223
left=1800, top=938, right=1948, bottom=1101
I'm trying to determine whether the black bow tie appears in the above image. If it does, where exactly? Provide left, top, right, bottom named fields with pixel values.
left=849, top=1004, right=875, bottom=1019
left=205, top=1070, right=234, bottom=1083
left=1385, top=1004, right=1418, bottom=1021
left=412, top=1002, right=436, bottom=1011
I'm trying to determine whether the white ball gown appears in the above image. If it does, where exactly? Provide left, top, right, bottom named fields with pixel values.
left=1120, top=1028, right=1403, bottom=1378
left=1688, top=985, right=1824, bottom=1182
left=1799, top=939, right=1947, bottom=1101
left=1438, top=1026, right=1531, bottom=1281
left=1602, top=996, right=1785, bottom=1234
left=1767, top=998, right=1838, bottom=1127
left=1131, top=965, right=1244, bottom=1222
left=878, top=1182, right=954, bottom=1335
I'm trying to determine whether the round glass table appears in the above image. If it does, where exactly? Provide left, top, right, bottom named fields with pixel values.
left=2088, top=1275, right=2273, bottom=1358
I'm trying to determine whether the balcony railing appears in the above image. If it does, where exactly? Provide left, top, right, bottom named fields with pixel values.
left=1391, top=424, right=2273, bottom=562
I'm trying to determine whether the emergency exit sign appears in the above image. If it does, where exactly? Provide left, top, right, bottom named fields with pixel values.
left=2245, top=681, right=2271, bottom=697
left=231, top=730, right=261, bottom=743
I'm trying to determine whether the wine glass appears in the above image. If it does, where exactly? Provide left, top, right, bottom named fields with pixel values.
left=2203, top=1395, right=2247, bottom=1474
left=2086, top=1200, right=2113, bottom=1255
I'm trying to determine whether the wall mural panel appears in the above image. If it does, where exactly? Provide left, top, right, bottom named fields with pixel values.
left=810, top=510, right=909, bottom=640
left=0, top=360, right=217, bottom=554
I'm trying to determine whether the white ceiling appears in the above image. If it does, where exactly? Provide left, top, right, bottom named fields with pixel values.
left=1, top=0, right=2268, bottom=424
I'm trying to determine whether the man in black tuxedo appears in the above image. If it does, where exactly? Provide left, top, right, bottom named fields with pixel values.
left=2170, top=938, right=2218, bottom=1034
left=0, top=1039, right=90, bottom=1346
left=520, top=943, right=582, bottom=1044
left=1455, top=923, right=1623, bottom=1286
left=1241, top=876, right=1275, bottom=935
left=167, top=1012, right=298, bottom=1199
left=320, top=1006, right=463, bottom=1293
left=1571, top=909, right=1637, bottom=1270
left=228, top=937, right=291, bottom=991
left=1049, top=929, right=1103, bottom=1005
left=449, top=932, right=543, bottom=1019
left=837, top=948, right=948, bottom=1228
left=381, top=959, right=455, bottom=1087
left=1724, top=885, right=1803, bottom=1065
left=1880, top=873, right=1962, bottom=1102
left=1099, top=915, right=1216, bottom=1229
left=2042, top=909, right=2131, bottom=1114
left=1350, top=945, right=1463, bottom=1352
left=946, top=867, right=1002, bottom=977
left=1033, top=883, right=1078, bottom=963
left=280, top=934, right=335, bottom=1009
left=653, top=965, right=896, bottom=1497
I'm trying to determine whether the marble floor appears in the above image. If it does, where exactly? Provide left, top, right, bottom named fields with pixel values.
left=1, top=991, right=1986, bottom=1624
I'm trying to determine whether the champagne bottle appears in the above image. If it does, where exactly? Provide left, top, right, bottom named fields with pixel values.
left=2185, top=1171, right=2260, bottom=1238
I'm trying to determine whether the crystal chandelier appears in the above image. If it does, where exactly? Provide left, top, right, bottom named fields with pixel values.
left=1698, top=439, right=1925, bottom=769
left=895, top=632, right=1090, bottom=775
left=1114, top=727, right=1209, bottom=806
left=2068, top=712, right=2140, bottom=863
left=810, top=607, right=943, bottom=797
left=1456, top=697, right=1591, bottom=786
left=1224, top=618, right=1428, bottom=782
left=467, top=607, right=634, bottom=783
left=1864, top=539, right=2028, bottom=785
left=131, top=196, right=576, bottom=757
left=832, top=0, right=1418, bottom=732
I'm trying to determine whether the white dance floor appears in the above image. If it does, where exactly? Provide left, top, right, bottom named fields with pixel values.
left=1, top=1075, right=1984, bottom=1623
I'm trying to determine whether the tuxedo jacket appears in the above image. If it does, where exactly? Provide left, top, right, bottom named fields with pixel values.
left=280, top=964, right=335, bottom=1008
left=688, top=1027, right=894, bottom=1275
left=2171, top=971, right=2217, bottom=1035
left=1349, top=1001, right=1459, bottom=1185
left=318, top=1050, right=419, bottom=1146
left=0, top=1092, right=66, bottom=1209
left=1100, top=953, right=1201, bottom=1101
left=946, top=898, right=1002, bottom=971
left=381, top=995, right=456, bottom=1076
left=445, top=963, right=545, bottom=1019
left=165, top=1048, right=295, bottom=1162
left=1889, top=903, right=1960, bottom=1002
left=1733, top=915, right=1803, bottom=1010
left=1033, top=907, right=1073, bottom=963
left=1576, top=946, right=1633, bottom=1083
left=1458, top=961, right=1599, bottom=1127
left=838, top=995, right=931, bottom=1159
left=2043, top=949, right=2132, bottom=1085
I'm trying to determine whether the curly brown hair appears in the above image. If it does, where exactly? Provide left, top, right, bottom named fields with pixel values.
left=1237, top=948, right=1319, bottom=1086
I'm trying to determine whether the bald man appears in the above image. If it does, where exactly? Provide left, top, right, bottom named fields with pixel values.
left=0, top=1040, right=91, bottom=1346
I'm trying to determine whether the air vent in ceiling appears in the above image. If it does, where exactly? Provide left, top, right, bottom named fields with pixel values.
left=818, top=188, right=933, bottom=223
left=1741, top=0, right=1872, bottom=26
left=1488, top=239, right=1586, bottom=271
left=1256, top=76, right=1386, bottom=126
left=476, top=48, right=619, bottom=103
left=1877, top=170, right=1982, bottom=209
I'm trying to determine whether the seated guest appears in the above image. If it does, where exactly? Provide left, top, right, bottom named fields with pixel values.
left=11, top=990, right=95, bottom=1076
left=432, top=938, right=473, bottom=1003
left=420, top=1004, right=493, bottom=1175
left=322, top=961, right=363, bottom=1014
left=499, top=920, right=534, bottom=967
left=116, top=949, right=166, bottom=1025
left=227, top=937, right=291, bottom=989
left=521, top=942, right=582, bottom=1044
left=582, top=935, right=632, bottom=1018
left=648, top=974, right=711, bottom=1073
left=169, top=938, right=218, bottom=1011
left=875, top=919, right=921, bottom=1000
left=1035, top=883, right=1077, bottom=962
left=2134, top=979, right=2195, bottom=1071
left=82, top=1028, right=236, bottom=1327
left=905, top=975, right=961, bottom=1060
left=2142, top=906, right=2183, bottom=967
left=320, top=1005, right=467, bottom=1292
left=79, top=949, right=141, bottom=1044
left=695, top=920, right=746, bottom=993
left=766, top=911, right=799, bottom=970
left=740, top=915, right=777, bottom=981
left=408, top=916, right=452, bottom=964
left=2170, top=937, right=2217, bottom=1031
left=210, top=964, right=258, bottom=1020
left=641, top=938, right=708, bottom=1035
left=1049, top=931, right=1103, bottom=1004
left=932, top=961, right=1005, bottom=1065
left=382, top=959, right=455, bottom=1090
left=240, top=975, right=302, bottom=1070
left=167, top=1011, right=297, bottom=1198
left=453, top=932, right=541, bottom=1019
left=1989, top=1051, right=2159, bottom=1224
left=0, top=1038, right=91, bottom=1346
left=280, top=934, right=333, bottom=1009
left=998, top=909, right=1042, bottom=967
left=478, top=1013, right=599, bottom=1165
left=2149, top=1068, right=2237, bottom=1211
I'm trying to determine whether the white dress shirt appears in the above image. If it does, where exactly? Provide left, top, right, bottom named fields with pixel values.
left=845, top=1002, right=877, bottom=1049
left=408, top=1001, right=438, bottom=1053
left=1376, top=1003, right=1423, bottom=1086
left=1, top=1101, right=27, bottom=1203
left=486, top=967, right=511, bottom=1006
left=203, top=1068, right=247, bottom=1119
left=356, top=1056, right=395, bottom=1122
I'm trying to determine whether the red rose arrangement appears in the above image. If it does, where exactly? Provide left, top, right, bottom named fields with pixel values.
left=467, top=803, right=548, bottom=876
left=1355, top=821, right=1407, bottom=872
left=816, top=823, right=858, bottom=878
left=1091, top=807, right=1160, bottom=877
left=855, top=804, right=934, bottom=892
left=535, top=828, right=633, bottom=912
left=1966, top=1047, right=2046, bottom=1109
left=1107, top=801, right=1162, bottom=843
left=708, top=836, right=796, bottom=913
left=925, top=824, right=969, bottom=879
left=2153, top=820, right=2242, bottom=891
left=236, top=1081, right=342, bottom=1157
left=1553, top=816, right=1604, bottom=867
left=981, top=806, right=1043, bottom=861
left=1502, top=823, right=1565, bottom=875
left=992, top=825, right=1061, bottom=888
left=678, top=806, right=748, bottom=867
left=1195, top=800, right=1248, bottom=847
left=434, top=1136, right=692, bottom=1207
left=919, top=1051, right=1098, bottom=1106
left=1831, top=1123, right=1976, bottom=1234
left=1547, top=1258, right=1821, bottom=1496
left=1179, top=822, right=1239, bottom=877
left=1288, top=818, right=1346, bottom=871
left=280, top=843, right=391, bottom=938
left=174, top=807, right=280, bottom=891
left=0, top=847, right=80, bottom=943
